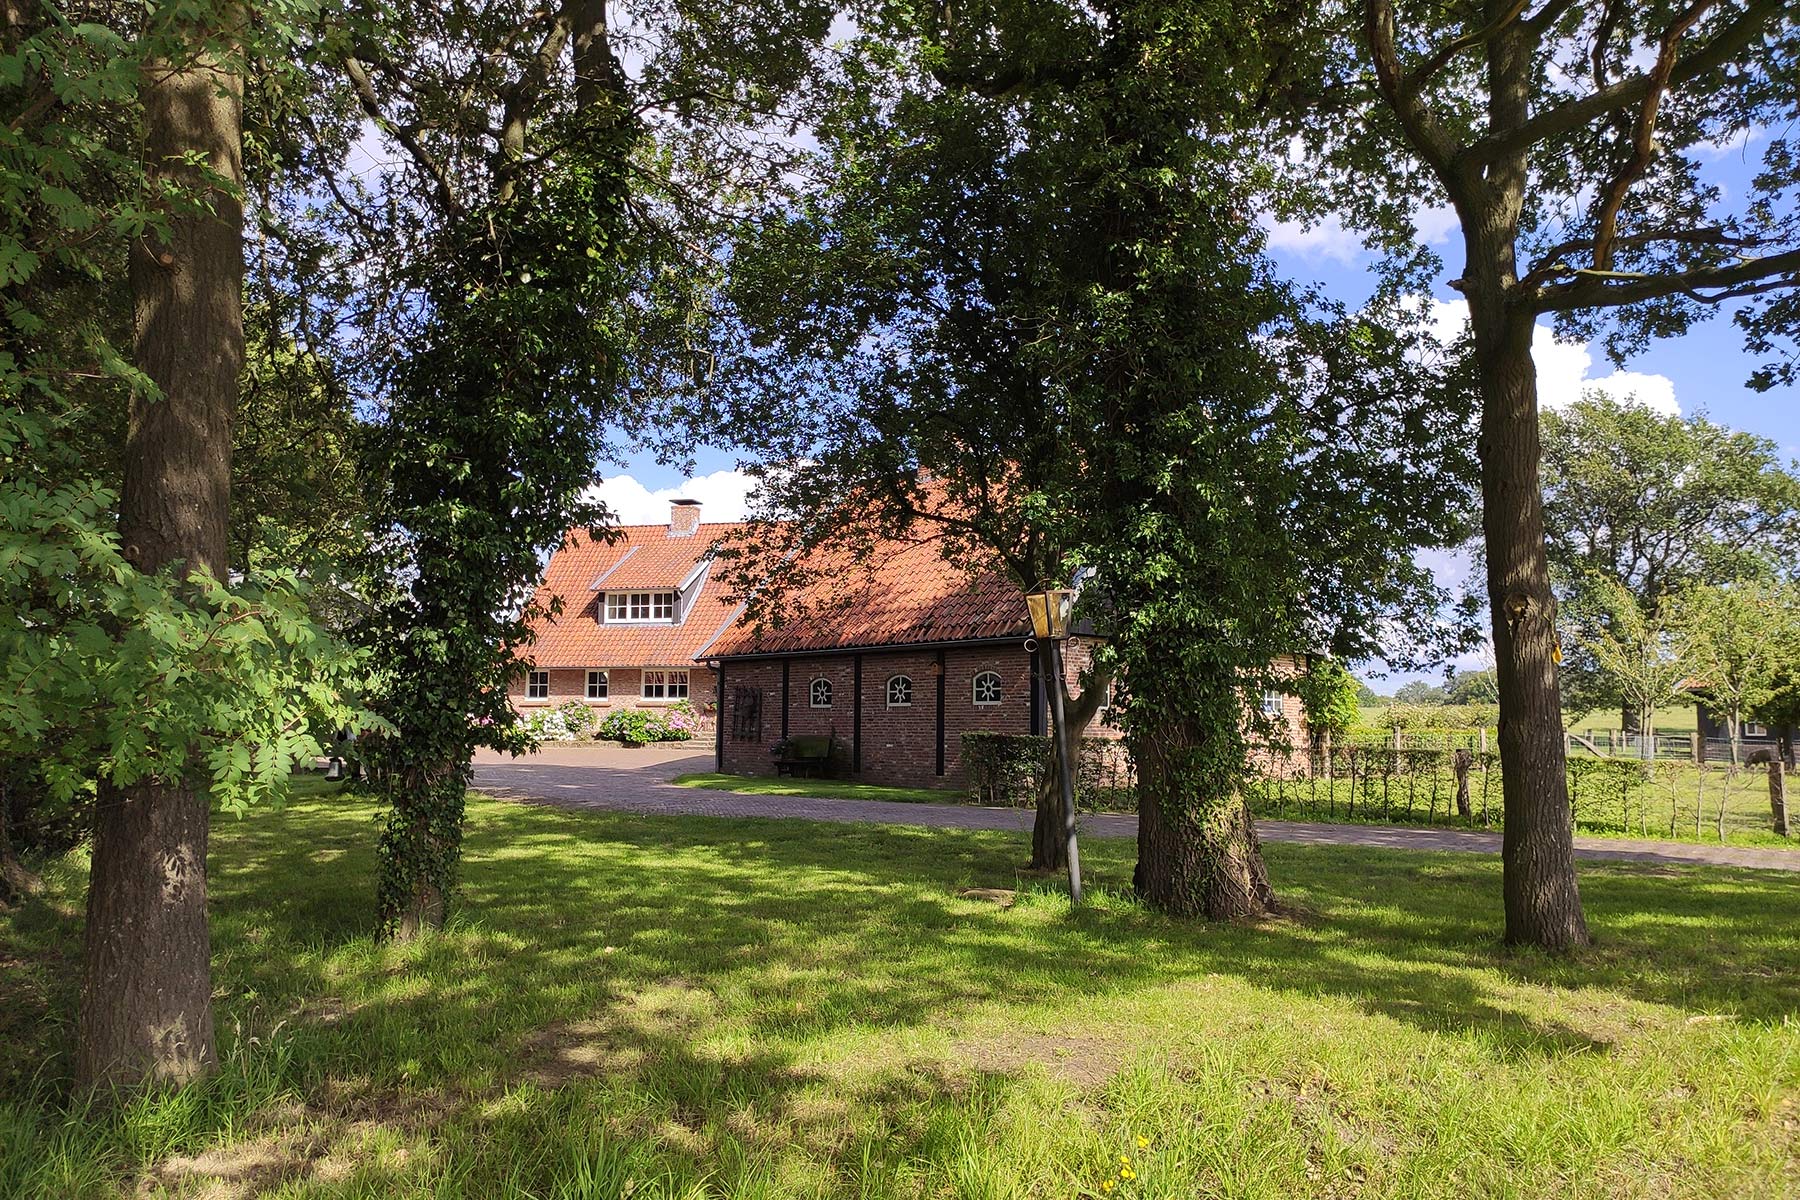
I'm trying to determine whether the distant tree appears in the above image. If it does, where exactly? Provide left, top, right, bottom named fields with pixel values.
left=1394, top=680, right=1450, bottom=706
left=1281, top=0, right=1800, bottom=950
left=1445, top=668, right=1498, bottom=706
left=1572, top=579, right=1695, bottom=765
left=1352, top=678, right=1382, bottom=705
left=1544, top=398, right=1800, bottom=723
left=1675, top=580, right=1800, bottom=763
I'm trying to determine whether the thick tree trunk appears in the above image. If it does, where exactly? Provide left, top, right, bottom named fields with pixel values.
left=1131, top=716, right=1274, bottom=920
left=1469, top=297, right=1590, bottom=951
left=77, top=12, right=243, bottom=1088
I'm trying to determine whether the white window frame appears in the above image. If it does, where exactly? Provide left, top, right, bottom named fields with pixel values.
left=644, top=669, right=689, bottom=701
left=586, top=670, right=608, bottom=700
left=527, top=670, right=549, bottom=700
left=972, top=671, right=1002, bottom=706
left=604, top=590, right=677, bottom=623
left=809, top=678, right=833, bottom=708
left=886, top=675, right=913, bottom=708
left=1261, top=690, right=1285, bottom=717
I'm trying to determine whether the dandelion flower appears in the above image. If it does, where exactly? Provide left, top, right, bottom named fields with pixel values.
left=1136, top=1136, right=1150, bottom=1149
left=1101, top=1182, right=1115, bottom=1194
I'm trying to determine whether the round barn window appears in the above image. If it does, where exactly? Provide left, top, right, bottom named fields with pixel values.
left=886, top=675, right=913, bottom=707
left=809, top=678, right=833, bottom=708
left=972, top=671, right=1002, bottom=706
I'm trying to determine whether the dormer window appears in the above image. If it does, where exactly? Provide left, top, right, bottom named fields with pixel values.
left=604, top=590, right=676, bottom=623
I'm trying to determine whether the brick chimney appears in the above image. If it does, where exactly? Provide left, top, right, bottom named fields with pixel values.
left=669, top=498, right=701, bottom=537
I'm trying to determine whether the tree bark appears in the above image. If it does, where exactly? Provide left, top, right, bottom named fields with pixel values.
left=1468, top=294, right=1591, bottom=951
left=1131, top=716, right=1274, bottom=920
left=76, top=10, right=243, bottom=1089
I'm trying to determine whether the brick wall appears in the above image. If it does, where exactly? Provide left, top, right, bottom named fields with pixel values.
left=719, top=644, right=1049, bottom=788
left=509, top=664, right=718, bottom=732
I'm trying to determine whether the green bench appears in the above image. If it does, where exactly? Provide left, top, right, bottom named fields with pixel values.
left=773, top=731, right=836, bottom=778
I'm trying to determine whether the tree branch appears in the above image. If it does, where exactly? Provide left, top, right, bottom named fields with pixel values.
left=1364, top=0, right=1466, bottom=186
left=1589, top=0, right=1717, bottom=271
left=1470, top=0, right=1784, bottom=164
left=1530, top=246, right=1800, bottom=312
left=1402, top=0, right=1529, bottom=95
left=343, top=53, right=461, bottom=217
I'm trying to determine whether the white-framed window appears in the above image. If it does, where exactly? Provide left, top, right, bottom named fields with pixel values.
left=586, top=670, right=608, bottom=700
left=1745, top=722, right=1768, bottom=738
left=527, top=670, right=549, bottom=700
left=1261, top=690, right=1285, bottom=717
left=972, top=671, right=1002, bottom=706
left=644, top=669, right=689, bottom=700
left=809, top=678, right=833, bottom=708
left=604, top=590, right=677, bottom=622
left=887, top=675, right=913, bottom=707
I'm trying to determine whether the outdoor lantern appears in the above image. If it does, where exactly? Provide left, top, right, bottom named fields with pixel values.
left=1026, top=586, right=1076, bottom=641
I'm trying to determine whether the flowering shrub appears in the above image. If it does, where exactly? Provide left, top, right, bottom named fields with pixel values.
left=599, top=709, right=657, bottom=745
left=523, top=701, right=597, bottom=742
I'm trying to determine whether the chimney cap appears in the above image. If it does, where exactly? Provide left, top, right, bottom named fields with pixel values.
left=671, top=498, right=701, bottom=506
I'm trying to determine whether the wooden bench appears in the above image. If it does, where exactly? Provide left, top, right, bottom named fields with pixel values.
left=773, top=732, right=836, bottom=778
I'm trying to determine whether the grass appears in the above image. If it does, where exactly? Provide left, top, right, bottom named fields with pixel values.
left=2, top=781, right=1797, bottom=1199
left=672, top=772, right=956, bottom=805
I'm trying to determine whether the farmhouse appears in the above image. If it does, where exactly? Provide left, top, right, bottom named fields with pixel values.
left=514, top=500, right=1310, bottom=787
left=507, top=499, right=739, bottom=719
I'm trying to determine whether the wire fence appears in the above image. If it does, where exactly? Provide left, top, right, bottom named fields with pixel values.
left=1249, top=748, right=1789, bottom=842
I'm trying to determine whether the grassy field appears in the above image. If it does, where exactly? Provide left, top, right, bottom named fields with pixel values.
left=4, top=785, right=1799, bottom=1199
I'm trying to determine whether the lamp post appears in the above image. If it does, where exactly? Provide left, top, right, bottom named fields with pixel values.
left=1027, top=585, right=1081, bottom=903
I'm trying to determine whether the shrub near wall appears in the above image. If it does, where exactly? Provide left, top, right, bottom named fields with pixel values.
left=960, top=732, right=1135, bottom=812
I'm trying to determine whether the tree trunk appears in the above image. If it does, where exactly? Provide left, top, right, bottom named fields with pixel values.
left=1468, top=293, right=1591, bottom=951
left=1768, top=758, right=1789, bottom=838
left=375, top=758, right=468, bottom=939
left=1028, top=771, right=1067, bottom=871
left=1131, top=715, right=1274, bottom=920
left=76, top=13, right=243, bottom=1090
left=1453, top=748, right=1473, bottom=821
left=0, top=775, right=44, bottom=905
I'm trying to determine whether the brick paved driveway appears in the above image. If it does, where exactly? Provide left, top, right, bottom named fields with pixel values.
left=469, top=746, right=1800, bottom=873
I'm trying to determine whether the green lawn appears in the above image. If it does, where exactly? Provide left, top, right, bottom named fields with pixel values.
left=672, top=772, right=957, bottom=805
left=4, top=786, right=1798, bottom=1198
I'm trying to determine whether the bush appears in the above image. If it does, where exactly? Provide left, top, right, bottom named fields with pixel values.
left=657, top=701, right=703, bottom=742
left=522, top=701, right=598, bottom=743
left=598, top=709, right=657, bottom=746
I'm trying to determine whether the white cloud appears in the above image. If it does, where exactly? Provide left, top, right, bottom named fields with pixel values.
left=1262, top=212, right=1366, bottom=265
left=1422, top=297, right=1680, bottom=416
left=1412, top=203, right=1460, bottom=246
left=584, top=469, right=758, bottom=525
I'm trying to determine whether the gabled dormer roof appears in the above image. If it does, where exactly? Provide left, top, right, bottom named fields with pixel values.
left=522, top=519, right=745, bottom=669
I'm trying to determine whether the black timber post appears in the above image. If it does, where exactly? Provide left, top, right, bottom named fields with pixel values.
left=852, top=653, right=864, bottom=774
left=781, top=659, right=790, bottom=740
left=935, top=648, right=947, bottom=777
left=714, top=661, right=725, bottom=770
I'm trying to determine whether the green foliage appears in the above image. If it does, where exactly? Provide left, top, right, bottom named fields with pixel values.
left=1297, top=659, right=1363, bottom=739
left=0, top=409, right=372, bottom=818
left=1566, top=577, right=1696, bottom=735
left=959, top=732, right=1136, bottom=813
left=597, top=709, right=655, bottom=747
left=1360, top=704, right=1497, bottom=733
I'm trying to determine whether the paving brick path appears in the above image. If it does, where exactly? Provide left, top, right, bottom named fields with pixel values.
left=469, top=746, right=1800, bottom=873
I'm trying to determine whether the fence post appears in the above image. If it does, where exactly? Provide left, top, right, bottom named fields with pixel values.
left=1770, top=759, right=1790, bottom=839
left=1453, top=748, right=1472, bottom=822
left=1478, top=727, right=1488, bottom=755
left=1690, top=732, right=1703, bottom=766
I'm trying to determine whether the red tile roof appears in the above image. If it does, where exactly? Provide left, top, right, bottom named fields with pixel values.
left=699, top=529, right=1028, bottom=659
left=521, top=522, right=747, bottom=669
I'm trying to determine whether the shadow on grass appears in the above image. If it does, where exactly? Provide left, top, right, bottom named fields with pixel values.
left=5, top=787, right=1798, bottom=1196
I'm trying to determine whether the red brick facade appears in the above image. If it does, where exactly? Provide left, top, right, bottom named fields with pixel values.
left=507, top=664, right=719, bottom=730
left=714, top=641, right=1126, bottom=789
